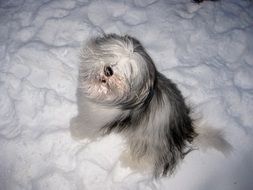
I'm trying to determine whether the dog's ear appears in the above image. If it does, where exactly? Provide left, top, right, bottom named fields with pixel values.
left=100, top=111, right=132, bottom=134
left=147, top=73, right=197, bottom=176
left=154, top=73, right=197, bottom=148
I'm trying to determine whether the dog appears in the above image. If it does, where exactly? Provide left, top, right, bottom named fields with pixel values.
left=70, top=34, right=231, bottom=177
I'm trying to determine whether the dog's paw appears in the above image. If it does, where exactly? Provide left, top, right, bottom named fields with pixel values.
left=119, top=149, right=153, bottom=175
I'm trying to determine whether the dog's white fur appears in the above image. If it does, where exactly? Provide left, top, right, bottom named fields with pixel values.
left=70, top=34, right=232, bottom=177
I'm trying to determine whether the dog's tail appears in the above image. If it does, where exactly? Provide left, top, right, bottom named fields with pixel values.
left=193, top=124, right=233, bottom=156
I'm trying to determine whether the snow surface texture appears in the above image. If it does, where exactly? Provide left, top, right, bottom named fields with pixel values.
left=0, top=0, right=253, bottom=189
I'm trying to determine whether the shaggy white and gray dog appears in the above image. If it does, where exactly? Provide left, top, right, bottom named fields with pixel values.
left=70, top=34, right=231, bottom=177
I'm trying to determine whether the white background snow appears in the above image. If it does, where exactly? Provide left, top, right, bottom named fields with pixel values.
left=0, top=0, right=253, bottom=189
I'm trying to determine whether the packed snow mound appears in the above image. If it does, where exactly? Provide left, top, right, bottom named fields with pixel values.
left=0, top=0, right=253, bottom=190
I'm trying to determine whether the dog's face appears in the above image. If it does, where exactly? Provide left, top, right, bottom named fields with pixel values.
left=78, top=34, right=155, bottom=106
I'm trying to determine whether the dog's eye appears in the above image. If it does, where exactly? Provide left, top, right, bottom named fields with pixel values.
left=104, top=66, right=113, bottom=77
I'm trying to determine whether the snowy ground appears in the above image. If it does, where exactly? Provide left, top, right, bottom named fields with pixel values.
left=0, top=0, right=253, bottom=189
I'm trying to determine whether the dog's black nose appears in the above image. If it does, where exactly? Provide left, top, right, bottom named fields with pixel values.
left=104, top=66, right=113, bottom=77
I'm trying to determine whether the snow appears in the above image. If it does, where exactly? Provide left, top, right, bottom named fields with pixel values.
left=0, top=0, right=253, bottom=189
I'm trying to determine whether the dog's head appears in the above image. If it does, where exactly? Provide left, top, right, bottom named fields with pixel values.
left=79, top=34, right=156, bottom=107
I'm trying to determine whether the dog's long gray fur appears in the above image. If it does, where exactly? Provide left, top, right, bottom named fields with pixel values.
left=70, top=34, right=230, bottom=177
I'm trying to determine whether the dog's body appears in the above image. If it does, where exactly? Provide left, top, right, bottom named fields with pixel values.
left=70, top=34, right=231, bottom=177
